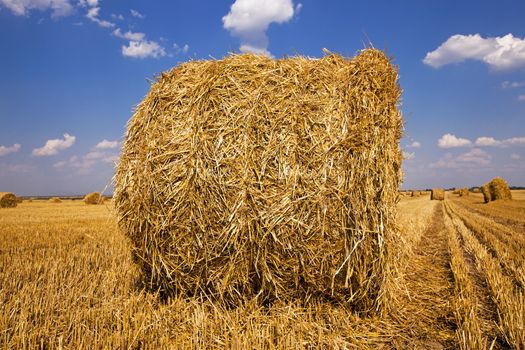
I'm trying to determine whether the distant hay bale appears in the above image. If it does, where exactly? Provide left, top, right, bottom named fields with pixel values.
left=84, top=192, right=104, bottom=205
left=452, top=189, right=459, bottom=195
left=49, top=197, right=62, bottom=203
left=471, top=187, right=481, bottom=193
left=0, top=192, right=18, bottom=208
left=488, top=177, right=512, bottom=201
left=431, top=188, right=445, bottom=201
left=481, top=184, right=491, bottom=203
left=15, top=196, right=23, bottom=203
left=458, top=188, right=469, bottom=197
left=114, top=49, right=403, bottom=313
left=411, top=191, right=420, bottom=197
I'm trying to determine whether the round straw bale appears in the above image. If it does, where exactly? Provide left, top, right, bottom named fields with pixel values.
left=431, top=188, right=444, bottom=200
left=84, top=192, right=104, bottom=205
left=489, top=177, right=512, bottom=201
left=458, top=188, right=469, bottom=197
left=49, top=197, right=62, bottom=203
left=114, top=49, right=403, bottom=313
left=471, top=187, right=481, bottom=193
left=0, top=192, right=18, bottom=208
left=411, top=191, right=420, bottom=197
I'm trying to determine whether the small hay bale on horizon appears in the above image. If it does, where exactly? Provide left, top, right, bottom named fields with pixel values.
left=0, top=192, right=18, bottom=208
left=49, top=197, right=62, bottom=203
left=114, top=49, right=403, bottom=314
left=411, top=191, right=421, bottom=197
left=84, top=192, right=104, bottom=205
left=489, top=177, right=512, bottom=201
left=431, top=188, right=444, bottom=201
left=458, top=188, right=469, bottom=197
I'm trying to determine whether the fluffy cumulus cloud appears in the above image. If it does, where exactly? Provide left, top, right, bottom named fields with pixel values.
left=475, top=136, right=525, bottom=147
left=222, top=0, right=296, bottom=56
left=32, top=133, right=75, bottom=156
left=113, top=28, right=145, bottom=41
left=122, top=40, right=166, bottom=58
left=423, top=33, right=525, bottom=70
left=173, top=43, right=190, bottom=54
left=438, top=133, right=472, bottom=148
left=94, top=139, right=119, bottom=149
left=0, top=143, right=21, bottom=156
left=430, top=148, right=491, bottom=169
left=0, top=0, right=73, bottom=17
left=519, top=94, right=525, bottom=101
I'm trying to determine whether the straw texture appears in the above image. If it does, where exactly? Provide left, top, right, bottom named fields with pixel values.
left=114, top=49, right=403, bottom=314
left=0, top=192, right=17, bottom=208
left=431, top=189, right=444, bottom=201
left=488, top=177, right=512, bottom=201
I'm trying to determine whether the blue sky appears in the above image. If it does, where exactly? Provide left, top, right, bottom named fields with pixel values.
left=1, top=0, right=524, bottom=195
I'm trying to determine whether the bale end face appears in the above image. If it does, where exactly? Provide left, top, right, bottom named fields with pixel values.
left=114, top=49, right=403, bottom=314
left=0, top=192, right=18, bottom=208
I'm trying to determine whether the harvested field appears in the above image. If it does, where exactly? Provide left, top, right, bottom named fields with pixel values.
left=1, top=196, right=523, bottom=348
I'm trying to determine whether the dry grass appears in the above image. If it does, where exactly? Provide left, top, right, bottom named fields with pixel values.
left=114, top=49, right=403, bottom=313
left=0, top=192, right=17, bottom=208
left=49, top=197, right=62, bottom=203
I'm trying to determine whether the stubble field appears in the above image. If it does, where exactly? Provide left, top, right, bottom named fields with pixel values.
left=1, top=191, right=524, bottom=349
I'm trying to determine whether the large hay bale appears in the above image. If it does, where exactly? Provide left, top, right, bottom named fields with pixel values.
left=49, top=197, right=62, bottom=203
left=481, top=184, right=491, bottom=203
left=114, top=49, right=403, bottom=313
left=84, top=192, right=104, bottom=205
left=489, top=177, right=512, bottom=201
left=431, top=188, right=444, bottom=201
left=0, top=192, right=17, bottom=208
left=458, top=188, right=469, bottom=197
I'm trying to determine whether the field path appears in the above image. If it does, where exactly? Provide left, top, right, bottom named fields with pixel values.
left=394, top=203, right=457, bottom=348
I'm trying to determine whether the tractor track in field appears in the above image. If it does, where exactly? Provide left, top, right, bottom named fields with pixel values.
left=443, top=203, right=508, bottom=349
left=443, top=204, right=513, bottom=349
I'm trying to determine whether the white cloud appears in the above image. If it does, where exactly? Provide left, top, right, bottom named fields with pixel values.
left=403, top=151, right=415, bottom=160
left=438, top=133, right=472, bottom=148
left=511, top=153, right=521, bottom=160
left=222, top=0, right=296, bottom=56
left=113, top=28, right=145, bottom=41
left=94, top=139, right=119, bottom=149
left=295, top=2, right=302, bottom=13
left=32, top=133, right=75, bottom=156
left=430, top=148, right=491, bottom=169
left=86, top=6, right=115, bottom=28
left=456, top=148, right=491, bottom=165
left=475, top=136, right=525, bottom=147
left=182, top=44, right=189, bottom=54
left=407, top=141, right=421, bottom=148
left=518, top=94, right=525, bottom=101
left=78, top=0, right=97, bottom=7
left=54, top=150, right=118, bottom=174
left=130, top=9, right=144, bottom=19
left=0, top=0, right=73, bottom=17
left=122, top=40, right=166, bottom=58
left=423, top=33, right=525, bottom=70
left=501, top=80, right=524, bottom=89
left=0, top=143, right=21, bottom=156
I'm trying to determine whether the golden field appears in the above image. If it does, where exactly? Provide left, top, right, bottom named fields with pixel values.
left=1, top=191, right=524, bottom=349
